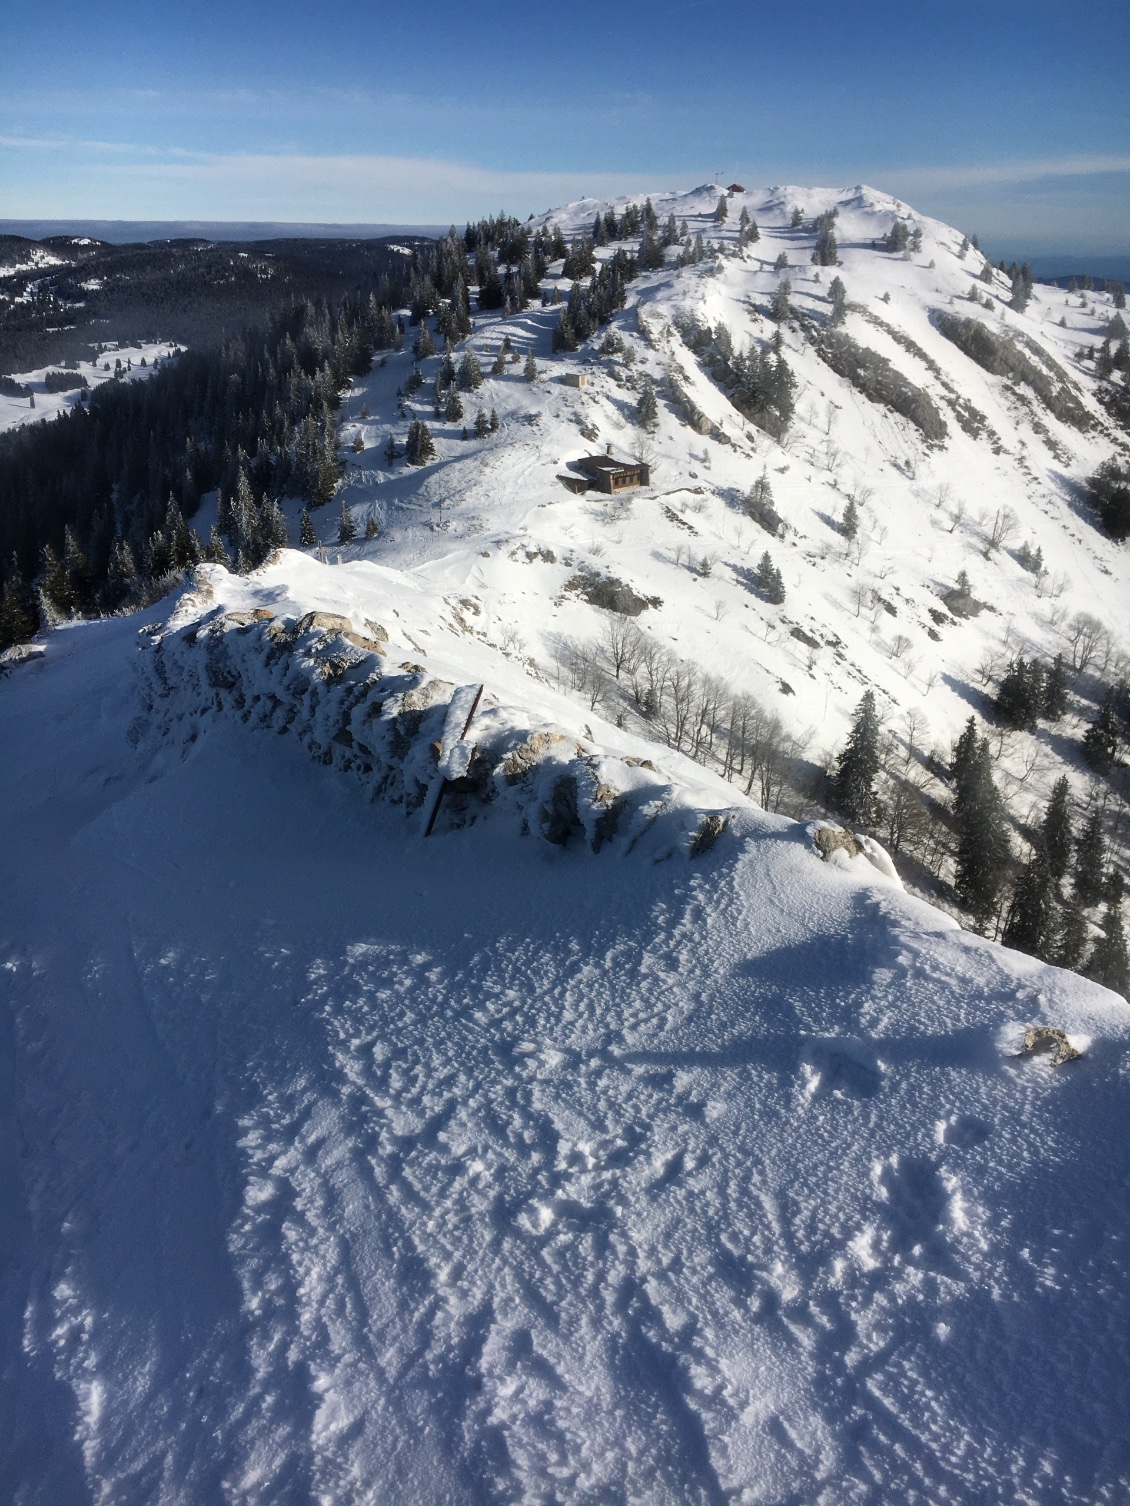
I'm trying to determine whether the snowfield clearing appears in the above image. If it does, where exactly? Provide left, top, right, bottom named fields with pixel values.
left=3, top=181, right=1130, bottom=1503
left=2, top=550, right=1129, bottom=1504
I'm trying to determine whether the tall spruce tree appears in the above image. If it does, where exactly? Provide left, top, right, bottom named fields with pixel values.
left=0, top=556, right=39, bottom=646
left=1040, top=776, right=1074, bottom=883
left=1002, top=847, right=1058, bottom=959
left=832, top=690, right=881, bottom=827
left=1082, top=690, right=1119, bottom=772
left=952, top=730, right=1011, bottom=927
left=1073, top=807, right=1108, bottom=908
left=337, top=499, right=357, bottom=544
left=636, top=378, right=659, bottom=432
left=1085, top=872, right=1129, bottom=996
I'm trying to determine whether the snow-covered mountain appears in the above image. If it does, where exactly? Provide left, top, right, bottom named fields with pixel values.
left=2, top=184, right=1129, bottom=1504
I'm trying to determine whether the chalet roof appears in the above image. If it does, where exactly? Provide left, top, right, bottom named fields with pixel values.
left=578, top=453, right=638, bottom=473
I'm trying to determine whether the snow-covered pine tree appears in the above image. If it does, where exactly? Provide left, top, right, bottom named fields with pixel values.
left=338, top=499, right=356, bottom=544
left=405, top=420, right=436, bottom=465
left=524, top=351, right=538, bottom=382
left=832, top=690, right=881, bottom=827
left=771, top=279, right=792, bottom=323
left=299, top=509, right=317, bottom=546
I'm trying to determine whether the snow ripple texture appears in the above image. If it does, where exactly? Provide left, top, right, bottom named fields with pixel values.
left=2, top=590, right=1130, bottom=1505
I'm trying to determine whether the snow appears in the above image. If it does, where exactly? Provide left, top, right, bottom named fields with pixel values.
left=0, top=343, right=181, bottom=434
left=3, top=183, right=1130, bottom=1502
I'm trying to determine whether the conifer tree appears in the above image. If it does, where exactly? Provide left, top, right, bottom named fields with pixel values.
left=1002, top=847, right=1058, bottom=959
left=1041, top=655, right=1069, bottom=720
left=405, top=420, right=436, bottom=465
left=457, top=351, right=483, bottom=390
left=952, top=730, right=1011, bottom=927
left=773, top=250, right=789, bottom=272
left=771, top=278, right=792, bottom=323
left=203, top=525, right=230, bottom=566
left=832, top=689, right=881, bottom=826
left=755, top=550, right=785, bottom=604
left=524, top=350, right=538, bottom=382
left=62, top=526, right=96, bottom=613
left=338, top=499, right=357, bottom=544
left=489, top=408, right=500, bottom=432
left=1082, top=690, right=1119, bottom=772
left=100, top=537, right=138, bottom=611
left=39, top=543, right=73, bottom=618
left=841, top=497, right=859, bottom=540
left=299, top=509, right=317, bottom=546
left=0, top=556, right=40, bottom=646
left=491, top=346, right=507, bottom=376
left=365, top=513, right=379, bottom=539
left=1052, top=899, right=1089, bottom=971
left=474, top=409, right=490, bottom=439
left=1073, top=807, right=1108, bottom=908
left=791, top=206, right=805, bottom=228
left=714, top=195, right=728, bottom=224
left=1040, top=775, right=1074, bottom=884
left=828, top=275, right=848, bottom=325
left=445, top=388, right=464, bottom=423
left=636, top=378, right=659, bottom=432
left=1085, top=872, right=1129, bottom=996
left=413, top=321, right=435, bottom=360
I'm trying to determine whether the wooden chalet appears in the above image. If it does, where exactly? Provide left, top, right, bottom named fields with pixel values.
left=575, top=452, right=650, bottom=493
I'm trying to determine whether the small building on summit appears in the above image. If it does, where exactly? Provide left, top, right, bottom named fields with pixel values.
left=576, top=451, right=650, bottom=493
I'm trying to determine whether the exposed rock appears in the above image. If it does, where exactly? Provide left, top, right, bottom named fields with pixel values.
left=564, top=567, right=662, bottom=617
left=815, top=329, right=949, bottom=444
left=501, top=731, right=572, bottom=783
left=690, top=812, right=729, bottom=858
left=1019, top=1026, right=1081, bottom=1065
left=296, top=610, right=354, bottom=635
left=812, top=824, right=860, bottom=861
left=344, top=631, right=386, bottom=654
left=224, top=608, right=275, bottom=627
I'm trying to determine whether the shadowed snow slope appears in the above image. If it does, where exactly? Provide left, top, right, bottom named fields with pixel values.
left=2, top=552, right=1129, bottom=1504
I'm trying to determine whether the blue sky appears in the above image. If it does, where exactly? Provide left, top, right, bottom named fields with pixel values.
left=2, top=0, right=1127, bottom=254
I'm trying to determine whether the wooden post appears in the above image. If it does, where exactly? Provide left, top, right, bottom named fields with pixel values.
left=423, top=684, right=484, bottom=837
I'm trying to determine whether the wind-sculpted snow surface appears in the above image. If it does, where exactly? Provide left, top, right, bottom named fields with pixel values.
left=2, top=562, right=1130, bottom=1505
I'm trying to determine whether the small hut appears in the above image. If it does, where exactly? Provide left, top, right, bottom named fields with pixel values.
left=575, top=451, right=650, bottom=493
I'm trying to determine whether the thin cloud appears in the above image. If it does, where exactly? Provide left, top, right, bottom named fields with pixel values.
left=883, top=154, right=1130, bottom=191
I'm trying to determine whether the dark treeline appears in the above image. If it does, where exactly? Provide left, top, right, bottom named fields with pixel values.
left=0, top=283, right=416, bottom=644
left=0, top=235, right=430, bottom=374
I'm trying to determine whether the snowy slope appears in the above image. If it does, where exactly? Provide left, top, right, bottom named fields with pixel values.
left=0, top=342, right=178, bottom=433
left=2, top=551, right=1130, bottom=1504
left=313, top=182, right=1129, bottom=889
left=4, top=185, right=1130, bottom=1504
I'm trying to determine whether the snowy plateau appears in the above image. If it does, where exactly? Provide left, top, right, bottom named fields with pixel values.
left=2, top=183, right=1130, bottom=1504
